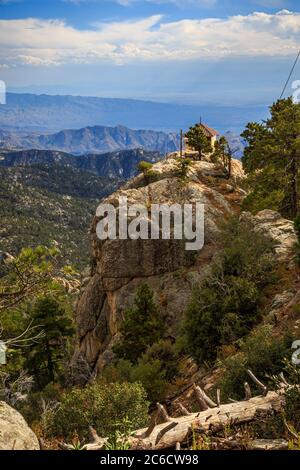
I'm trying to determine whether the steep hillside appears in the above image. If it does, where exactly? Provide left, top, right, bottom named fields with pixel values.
left=0, top=125, right=179, bottom=155
left=0, top=165, right=119, bottom=267
left=72, top=154, right=297, bottom=391
left=0, top=148, right=161, bottom=180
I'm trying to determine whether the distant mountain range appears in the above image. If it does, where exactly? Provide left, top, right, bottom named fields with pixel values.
left=0, top=93, right=268, bottom=134
left=0, top=125, right=179, bottom=155
left=0, top=148, right=161, bottom=179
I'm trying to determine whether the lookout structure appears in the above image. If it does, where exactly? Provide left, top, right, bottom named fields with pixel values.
left=184, top=122, right=219, bottom=152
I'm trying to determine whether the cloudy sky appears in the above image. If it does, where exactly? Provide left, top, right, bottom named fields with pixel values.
left=0, top=0, right=300, bottom=104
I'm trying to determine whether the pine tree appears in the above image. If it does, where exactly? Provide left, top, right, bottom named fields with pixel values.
left=185, top=125, right=212, bottom=160
left=113, top=284, right=165, bottom=363
left=25, top=296, right=74, bottom=388
left=242, top=98, right=300, bottom=218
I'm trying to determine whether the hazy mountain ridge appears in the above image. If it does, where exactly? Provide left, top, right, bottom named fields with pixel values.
left=0, top=93, right=268, bottom=134
left=0, top=148, right=161, bottom=179
left=0, top=124, right=179, bottom=155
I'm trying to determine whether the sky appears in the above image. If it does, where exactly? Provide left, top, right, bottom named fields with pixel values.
left=0, top=0, right=300, bottom=104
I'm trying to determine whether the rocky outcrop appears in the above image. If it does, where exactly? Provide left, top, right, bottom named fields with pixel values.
left=0, top=401, right=39, bottom=450
left=72, top=157, right=245, bottom=377
left=241, top=210, right=297, bottom=260
left=72, top=156, right=296, bottom=379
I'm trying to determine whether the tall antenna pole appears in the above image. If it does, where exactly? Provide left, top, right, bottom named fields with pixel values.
left=180, top=129, right=183, bottom=157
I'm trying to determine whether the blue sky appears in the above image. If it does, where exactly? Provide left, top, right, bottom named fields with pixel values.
left=0, top=0, right=300, bottom=104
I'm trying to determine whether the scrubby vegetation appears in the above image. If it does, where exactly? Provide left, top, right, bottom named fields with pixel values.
left=217, top=325, right=294, bottom=400
left=184, top=216, right=276, bottom=364
left=43, top=382, right=149, bottom=441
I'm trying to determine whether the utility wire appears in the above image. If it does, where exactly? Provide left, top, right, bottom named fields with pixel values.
left=280, top=49, right=300, bottom=99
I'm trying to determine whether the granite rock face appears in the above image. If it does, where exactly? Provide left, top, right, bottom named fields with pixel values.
left=0, top=401, right=39, bottom=450
left=241, top=210, right=297, bottom=260
left=73, top=158, right=297, bottom=379
left=72, top=157, right=245, bottom=378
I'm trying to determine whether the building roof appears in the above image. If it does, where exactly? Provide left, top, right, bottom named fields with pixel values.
left=197, top=123, right=219, bottom=137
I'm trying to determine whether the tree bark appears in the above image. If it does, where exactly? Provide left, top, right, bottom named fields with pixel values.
left=130, top=391, right=284, bottom=450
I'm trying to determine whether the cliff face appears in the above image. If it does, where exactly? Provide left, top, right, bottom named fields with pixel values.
left=72, top=155, right=297, bottom=380
left=72, top=156, right=246, bottom=376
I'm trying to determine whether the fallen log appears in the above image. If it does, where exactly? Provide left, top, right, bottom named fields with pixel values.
left=129, top=391, right=284, bottom=450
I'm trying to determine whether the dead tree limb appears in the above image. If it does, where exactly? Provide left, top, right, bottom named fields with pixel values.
left=247, top=369, right=268, bottom=396
left=193, top=384, right=209, bottom=411
left=129, top=391, right=284, bottom=450
left=244, top=382, right=252, bottom=400
left=177, top=403, right=191, bottom=416
left=216, top=389, right=221, bottom=407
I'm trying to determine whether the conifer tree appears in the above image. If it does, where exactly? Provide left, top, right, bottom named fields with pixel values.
left=185, top=125, right=211, bottom=160
left=242, top=98, right=300, bottom=218
left=25, top=296, right=74, bottom=388
left=113, top=284, right=165, bottom=363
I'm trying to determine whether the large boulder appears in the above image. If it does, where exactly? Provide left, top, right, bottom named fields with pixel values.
left=0, top=401, right=39, bottom=450
left=72, top=157, right=244, bottom=378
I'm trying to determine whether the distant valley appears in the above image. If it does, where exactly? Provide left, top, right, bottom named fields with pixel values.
left=0, top=93, right=268, bottom=134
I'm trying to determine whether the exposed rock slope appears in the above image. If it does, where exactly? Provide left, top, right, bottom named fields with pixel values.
left=72, top=157, right=246, bottom=376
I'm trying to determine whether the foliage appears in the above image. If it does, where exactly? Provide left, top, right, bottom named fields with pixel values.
left=105, top=416, right=134, bottom=450
left=217, top=325, right=293, bottom=400
left=105, top=340, right=180, bottom=402
left=174, top=158, right=192, bottom=180
left=24, top=296, right=74, bottom=389
left=44, top=382, right=149, bottom=441
left=137, top=161, right=159, bottom=184
left=0, top=245, right=79, bottom=314
left=184, top=216, right=276, bottom=364
left=113, top=284, right=165, bottom=363
left=185, top=124, right=211, bottom=160
left=242, top=98, right=300, bottom=218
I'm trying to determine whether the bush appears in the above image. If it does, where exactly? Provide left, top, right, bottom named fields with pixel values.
left=137, top=161, right=159, bottom=184
left=217, top=325, right=293, bottom=400
left=174, top=158, right=192, bottom=180
left=104, top=340, right=180, bottom=402
left=184, top=216, right=276, bottom=365
left=44, top=382, right=149, bottom=441
left=131, top=359, right=167, bottom=402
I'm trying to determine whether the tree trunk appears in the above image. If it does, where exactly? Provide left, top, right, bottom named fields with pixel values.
left=290, top=150, right=298, bottom=218
left=129, top=391, right=284, bottom=450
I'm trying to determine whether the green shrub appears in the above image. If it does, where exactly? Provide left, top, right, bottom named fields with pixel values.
left=131, top=359, right=167, bottom=402
left=184, top=216, right=276, bottom=365
left=138, top=161, right=153, bottom=173
left=174, top=158, right=192, bottom=180
left=217, top=325, right=293, bottom=400
left=137, top=161, right=159, bottom=184
left=44, top=381, right=149, bottom=441
left=104, top=340, right=180, bottom=402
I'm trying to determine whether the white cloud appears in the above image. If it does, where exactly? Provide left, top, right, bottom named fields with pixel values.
left=65, top=0, right=217, bottom=5
left=0, top=10, right=300, bottom=68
